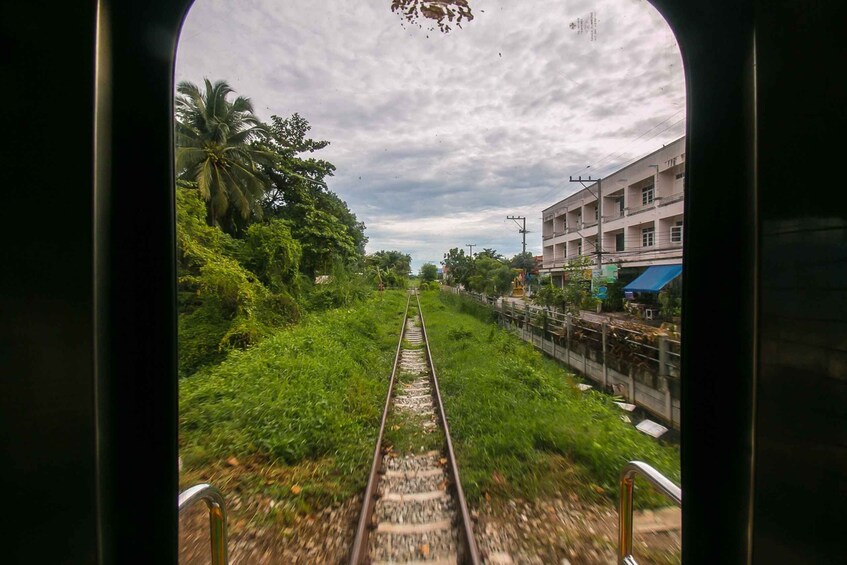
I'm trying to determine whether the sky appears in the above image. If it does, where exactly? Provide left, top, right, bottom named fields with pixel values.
left=176, top=0, right=685, bottom=272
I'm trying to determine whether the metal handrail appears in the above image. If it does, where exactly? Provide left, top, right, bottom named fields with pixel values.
left=618, top=461, right=681, bottom=565
left=179, top=483, right=229, bottom=565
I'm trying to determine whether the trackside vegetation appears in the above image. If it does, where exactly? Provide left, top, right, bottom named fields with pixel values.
left=175, top=79, right=419, bottom=544
left=179, top=291, right=407, bottom=513
left=175, top=79, right=412, bottom=378
left=418, top=291, right=680, bottom=505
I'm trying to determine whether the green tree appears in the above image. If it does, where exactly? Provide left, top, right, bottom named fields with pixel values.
left=509, top=252, right=536, bottom=272
left=259, top=113, right=367, bottom=275
left=562, top=256, right=596, bottom=314
left=532, top=256, right=595, bottom=314
left=441, top=247, right=474, bottom=287
left=175, top=184, right=299, bottom=376
left=477, top=248, right=503, bottom=260
left=175, top=79, right=272, bottom=232
left=420, top=263, right=438, bottom=283
left=367, top=250, right=412, bottom=288
left=467, top=255, right=514, bottom=296
left=238, top=219, right=302, bottom=293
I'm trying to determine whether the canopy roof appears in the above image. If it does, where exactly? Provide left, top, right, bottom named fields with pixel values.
left=624, top=265, right=682, bottom=293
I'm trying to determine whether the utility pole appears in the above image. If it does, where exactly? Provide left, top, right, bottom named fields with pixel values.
left=568, top=176, right=603, bottom=269
left=569, top=175, right=603, bottom=311
left=466, top=243, right=476, bottom=257
left=506, top=215, right=527, bottom=255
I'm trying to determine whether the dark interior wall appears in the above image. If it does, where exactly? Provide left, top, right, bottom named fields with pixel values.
left=753, top=2, right=847, bottom=562
left=2, top=1, right=98, bottom=562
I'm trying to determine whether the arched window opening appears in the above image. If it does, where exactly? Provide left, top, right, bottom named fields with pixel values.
left=174, top=2, right=686, bottom=562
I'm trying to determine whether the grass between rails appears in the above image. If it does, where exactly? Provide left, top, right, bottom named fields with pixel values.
left=179, top=290, right=407, bottom=524
left=418, top=291, right=680, bottom=506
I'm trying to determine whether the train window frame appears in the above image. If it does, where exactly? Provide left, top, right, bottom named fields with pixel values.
left=82, top=0, right=769, bottom=562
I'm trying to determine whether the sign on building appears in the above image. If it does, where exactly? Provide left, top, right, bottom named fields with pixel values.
left=592, top=264, right=619, bottom=299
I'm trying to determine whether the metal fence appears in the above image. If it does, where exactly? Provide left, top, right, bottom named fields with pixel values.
left=444, top=288, right=681, bottom=429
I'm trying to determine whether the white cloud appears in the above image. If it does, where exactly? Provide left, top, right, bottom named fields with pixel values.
left=176, top=0, right=685, bottom=271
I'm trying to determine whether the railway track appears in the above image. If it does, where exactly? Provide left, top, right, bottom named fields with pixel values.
left=350, top=291, right=481, bottom=565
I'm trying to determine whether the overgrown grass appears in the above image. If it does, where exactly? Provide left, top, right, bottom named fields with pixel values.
left=179, top=290, right=408, bottom=512
left=418, top=291, right=680, bottom=506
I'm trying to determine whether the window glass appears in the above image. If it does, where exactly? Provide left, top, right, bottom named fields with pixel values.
left=642, top=185, right=655, bottom=205
left=642, top=226, right=655, bottom=247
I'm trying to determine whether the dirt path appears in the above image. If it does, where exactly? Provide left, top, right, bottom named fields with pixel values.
left=474, top=495, right=680, bottom=564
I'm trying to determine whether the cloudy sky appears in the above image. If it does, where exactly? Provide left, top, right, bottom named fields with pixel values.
left=176, top=0, right=685, bottom=271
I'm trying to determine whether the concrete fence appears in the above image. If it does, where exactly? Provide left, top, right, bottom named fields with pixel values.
left=445, top=288, right=681, bottom=430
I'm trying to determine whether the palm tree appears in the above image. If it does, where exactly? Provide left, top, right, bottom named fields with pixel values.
left=175, top=79, right=271, bottom=230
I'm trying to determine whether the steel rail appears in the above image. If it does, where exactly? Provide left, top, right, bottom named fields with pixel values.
left=349, top=293, right=411, bottom=565
left=178, top=483, right=228, bottom=565
left=416, top=291, right=482, bottom=565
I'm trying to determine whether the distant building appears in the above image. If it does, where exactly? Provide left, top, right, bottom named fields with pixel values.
left=540, top=137, right=685, bottom=288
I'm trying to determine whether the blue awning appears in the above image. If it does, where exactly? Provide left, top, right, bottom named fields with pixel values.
left=624, top=265, right=682, bottom=293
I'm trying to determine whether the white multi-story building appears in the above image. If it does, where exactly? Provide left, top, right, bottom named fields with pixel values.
left=541, top=136, right=685, bottom=285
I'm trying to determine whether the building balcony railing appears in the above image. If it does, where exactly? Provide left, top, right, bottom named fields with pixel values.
left=626, top=201, right=657, bottom=216
left=603, top=243, right=684, bottom=259
left=566, top=226, right=581, bottom=234
left=657, top=191, right=684, bottom=206
left=603, top=210, right=625, bottom=221
left=582, top=220, right=598, bottom=229
left=544, top=257, right=567, bottom=268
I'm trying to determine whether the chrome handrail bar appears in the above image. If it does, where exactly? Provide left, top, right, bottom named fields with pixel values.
left=179, top=483, right=229, bottom=565
left=618, top=461, right=681, bottom=565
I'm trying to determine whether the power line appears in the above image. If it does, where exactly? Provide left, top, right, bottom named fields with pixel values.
left=527, top=111, right=687, bottom=210
left=589, top=116, right=686, bottom=175
left=583, top=110, right=685, bottom=173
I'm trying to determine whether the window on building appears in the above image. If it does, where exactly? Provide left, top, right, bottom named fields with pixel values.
left=595, top=206, right=599, bottom=220
left=642, top=185, right=654, bottom=206
left=619, top=197, right=625, bottom=215
left=616, top=232, right=625, bottom=251
left=675, top=172, right=685, bottom=180
left=642, top=226, right=655, bottom=247
left=671, top=220, right=683, bottom=243
left=577, top=241, right=582, bottom=256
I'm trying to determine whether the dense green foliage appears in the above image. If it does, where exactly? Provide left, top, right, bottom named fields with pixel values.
left=176, top=184, right=302, bottom=376
left=175, top=79, right=376, bottom=376
left=180, top=291, right=408, bottom=504
left=467, top=255, right=514, bottom=296
left=258, top=113, right=366, bottom=277
left=441, top=247, right=474, bottom=286
left=366, top=250, right=412, bottom=288
left=419, top=262, right=438, bottom=283
left=419, top=291, right=680, bottom=504
left=532, top=256, right=598, bottom=314
left=441, top=247, right=526, bottom=297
